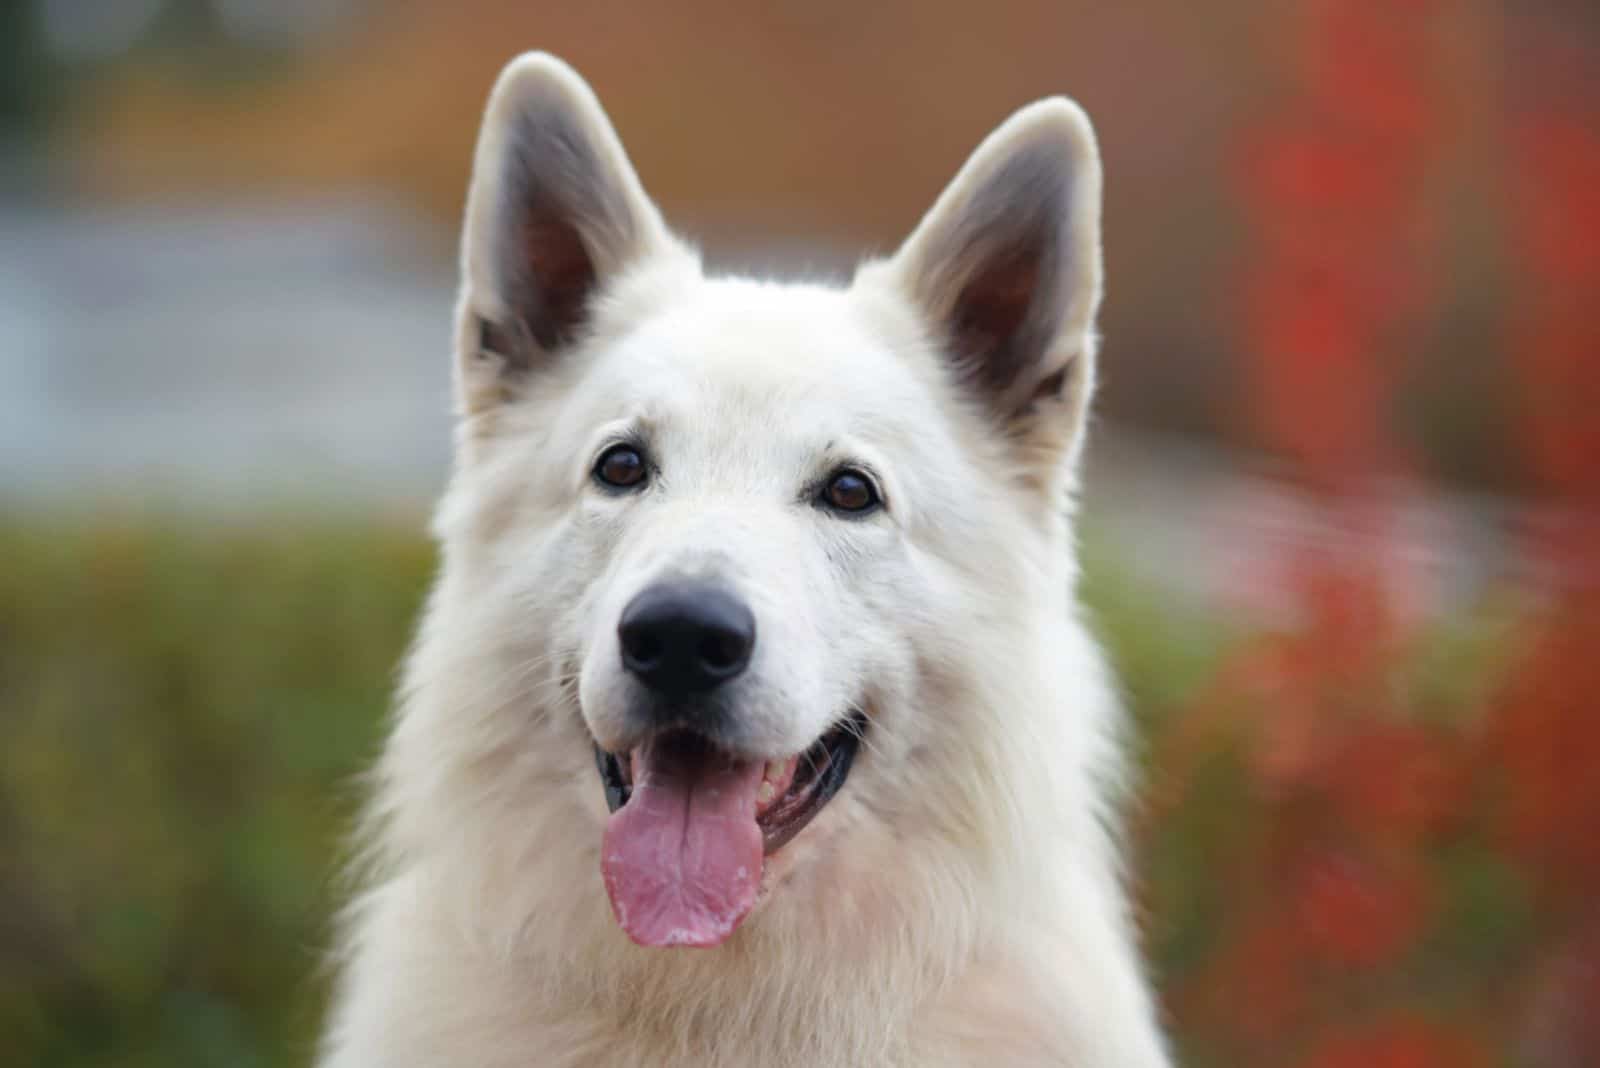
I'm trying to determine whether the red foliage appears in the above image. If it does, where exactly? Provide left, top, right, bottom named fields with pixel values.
left=1152, top=3, right=1600, bottom=1065
left=1234, top=1, right=1438, bottom=492
left=1293, top=850, right=1430, bottom=971
left=1299, top=1016, right=1485, bottom=1068
left=1490, top=597, right=1600, bottom=907
left=1321, top=723, right=1458, bottom=845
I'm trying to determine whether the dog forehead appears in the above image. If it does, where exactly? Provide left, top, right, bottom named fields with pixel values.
left=591, top=277, right=923, bottom=421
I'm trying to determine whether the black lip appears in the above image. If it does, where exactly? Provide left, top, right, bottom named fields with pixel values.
left=592, top=711, right=866, bottom=856
left=758, top=713, right=862, bottom=853
left=595, top=745, right=630, bottom=813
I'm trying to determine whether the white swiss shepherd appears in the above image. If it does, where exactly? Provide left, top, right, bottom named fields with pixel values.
left=320, top=52, right=1172, bottom=1068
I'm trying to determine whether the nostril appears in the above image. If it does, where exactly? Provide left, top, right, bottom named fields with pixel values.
left=620, top=626, right=664, bottom=670
left=698, top=626, right=750, bottom=676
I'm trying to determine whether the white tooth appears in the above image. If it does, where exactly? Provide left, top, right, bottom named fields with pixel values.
left=766, top=759, right=785, bottom=782
left=757, top=781, right=776, bottom=805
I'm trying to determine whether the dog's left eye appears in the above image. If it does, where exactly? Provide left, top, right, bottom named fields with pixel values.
left=594, top=444, right=648, bottom=489
left=820, top=469, right=881, bottom=515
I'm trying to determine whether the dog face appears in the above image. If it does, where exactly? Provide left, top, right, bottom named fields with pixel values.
left=545, top=282, right=934, bottom=762
left=431, top=54, right=1103, bottom=948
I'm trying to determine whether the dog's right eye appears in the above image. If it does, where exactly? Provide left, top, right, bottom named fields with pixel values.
left=594, top=444, right=648, bottom=490
left=819, top=468, right=882, bottom=515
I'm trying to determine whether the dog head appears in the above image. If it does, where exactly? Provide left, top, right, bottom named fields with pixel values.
left=417, top=53, right=1104, bottom=950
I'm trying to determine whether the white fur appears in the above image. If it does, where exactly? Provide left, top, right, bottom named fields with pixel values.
left=320, top=53, right=1172, bottom=1067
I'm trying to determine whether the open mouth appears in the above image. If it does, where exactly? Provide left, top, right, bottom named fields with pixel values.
left=592, top=711, right=865, bottom=948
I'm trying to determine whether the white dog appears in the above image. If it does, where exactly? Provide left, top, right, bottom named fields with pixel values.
left=320, top=52, right=1172, bottom=1067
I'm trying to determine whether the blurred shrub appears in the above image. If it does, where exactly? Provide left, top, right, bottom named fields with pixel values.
left=0, top=519, right=432, bottom=1068
left=1, top=519, right=1579, bottom=1067
left=1167, top=2, right=1600, bottom=1064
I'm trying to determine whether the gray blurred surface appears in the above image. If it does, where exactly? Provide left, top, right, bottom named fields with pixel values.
left=0, top=195, right=456, bottom=507
left=0, top=197, right=1507, bottom=618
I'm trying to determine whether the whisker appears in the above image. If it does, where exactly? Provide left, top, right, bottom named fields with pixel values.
left=837, top=715, right=887, bottom=763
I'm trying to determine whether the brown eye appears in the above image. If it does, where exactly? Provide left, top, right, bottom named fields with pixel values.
left=822, top=469, right=880, bottom=514
left=594, top=444, right=647, bottom=489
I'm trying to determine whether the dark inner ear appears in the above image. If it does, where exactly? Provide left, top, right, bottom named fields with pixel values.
left=929, top=139, right=1074, bottom=419
left=518, top=206, right=598, bottom=351
left=484, top=105, right=626, bottom=367
left=950, top=235, right=1048, bottom=401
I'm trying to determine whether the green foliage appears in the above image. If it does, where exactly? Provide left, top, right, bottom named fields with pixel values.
left=0, top=519, right=433, bottom=1068
left=0, top=517, right=1550, bottom=1066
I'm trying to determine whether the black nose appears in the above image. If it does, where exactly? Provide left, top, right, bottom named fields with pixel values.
left=618, top=583, right=756, bottom=699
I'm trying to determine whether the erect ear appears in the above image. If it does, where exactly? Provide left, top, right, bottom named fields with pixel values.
left=874, top=98, right=1104, bottom=486
left=455, top=53, right=685, bottom=414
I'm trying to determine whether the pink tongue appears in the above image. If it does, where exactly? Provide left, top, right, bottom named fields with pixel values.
left=601, top=735, right=765, bottom=947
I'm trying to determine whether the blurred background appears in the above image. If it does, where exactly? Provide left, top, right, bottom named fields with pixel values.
left=2, top=1, right=1596, bottom=1065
